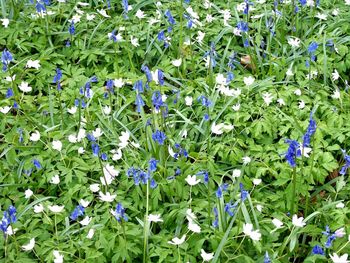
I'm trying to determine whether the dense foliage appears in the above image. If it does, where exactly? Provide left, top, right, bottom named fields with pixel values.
left=1, top=0, right=350, bottom=262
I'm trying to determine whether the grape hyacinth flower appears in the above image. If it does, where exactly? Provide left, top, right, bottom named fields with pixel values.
left=70, top=205, right=85, bottom=221
left=152, top=130, right=166, bottom=145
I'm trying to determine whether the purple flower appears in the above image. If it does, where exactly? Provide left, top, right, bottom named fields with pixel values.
left=340, top=149, right=350, bottom=175
left=285, top=139, right=299, bottom=167
left=114, top=203, right=128, bottom=222
left=152, top=130, right=166, bottom=145
left=311, top=245, right=324, bottom=255
left=70, top=205, right=85, bottom=220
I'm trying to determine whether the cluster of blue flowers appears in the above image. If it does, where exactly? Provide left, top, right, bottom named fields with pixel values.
left=70, top=205, right=85, bottom=221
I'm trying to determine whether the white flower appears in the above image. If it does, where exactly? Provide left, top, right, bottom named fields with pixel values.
left=288, top=37, right=301, bottom=48
left=272, top=218, right=283, bottom=228
left=77, top=128, right=85, bottom=142
left=201, top=249, right=214, bottom=262
left=232, top=103, right=240, bottom=111
left=131, top=142, right=140, bottom=148
left=78, top=147, right=85, bottom=154
left=203, top=0, right=212, bottom=9
left=185, top=175, right=201, bottom=186
left=5, top=225, right=17, bottom=236
left=99, top=191, right=116, bottom=202
left=256, top=205, right=263, bottom=212
left=68, top=134, right=77, bottom=143
left=0, top=106, right=11, bottom=114
left=206, top=14, right=214, bottom=23
left=86, top=13, right=95, bottom=21
left=92, top=127, right=103, bottom=138
left=346, top=0, right=350, bottom=5
left=243, top=76, right=255, bottom=86
left=19, top=82, right=32, bottom=93
left=315, top=12, right=327, bottom=20
left=262, top=92, right=273, bottom=105
left=330, top=253, right=349, bottom=263
left=79, top=216, right=92, bottom=226
left=292, top=214, right=305, bottom=227
left=97, top=9, right=110, bottom=17
left=186, top=209, right=197, bottom=222
left=185, top=96, right=193, bottom=106
left=130, top=36, right=139, bottom=47
left=168, top=145, right=176, bottom=158
left=232, top=169, right=241, bottom=178
left=52, top=140, right=62, bottom=151
left=335, top=227, right=346, bottom=238
left=110, top=148, right=122, bottom=161
left=188, top=220, right=201, bottom=233
left=90, top=184, right=100, bottom=192
left=101, top=164, right=119, bottom=184
left=114, top=78, right=124, bottom=88
left=148, top=214, right=163, bottom=222
left=286, top=68, right=294, bottom=76
left=5, top=75, right=15, bottom=82
left=253, top=178, right=262, bottom=185
left=1, top=18, right=10, bottom=28
left=298, top=100, right=305, bottom=109
left=26, top=59, right=41, bottom=70
left=242, top=156, right=251, bottom=165
left=172, top=58, right=182, bottom=67
left=196, top=31, right=205, bottom=44
left=79, top=199, right=90, bottom=208
left=294, top=89, right=302, bottom=96
left=299, top=146, right=312, bottom=158
left=119, top=131, right=130, bottom=148
left=332, top=89, right=341, bottom=99
left=22, top=238, right=35, bottom=251
left=78, top=2, right=89, bottom=6
left=236, top=2, right=247, bottom=12
left=332, top=9, right=339, bottom=16
left=332, top=69, right=340, bottom=81
left=211, top=123, right=234, bottom=135
left=87, top=228, right=95, bottom=239
left=168, top=235, right=186, bottom=246
left=50, top=174, right=60, bottom=185
left=67, top=106, right=77, bottom=114
left=135, top=9, right=146, bottom=19
left=243, top=223, right=261, bottom=241
left=53, top=250, right=64, bottom=263
left=25, top=189, right=33, bottom=199
left=48, top=205, right=64, bottom=213
left=30, top=130, right=41, bottom=142
left=103, top=106, right=111, bottom=115
left=33, top=204, right=44, bottom=213
left=336, top=202, right=345, bottom=209
left=233, top=27, right=241, bottom=36
left=277, top=98, right=285, bottom=106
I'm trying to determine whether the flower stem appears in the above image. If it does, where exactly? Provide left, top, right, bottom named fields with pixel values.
left=143, top=181, right=150, bottom=263
left=290, top=167, right=297, bottom=214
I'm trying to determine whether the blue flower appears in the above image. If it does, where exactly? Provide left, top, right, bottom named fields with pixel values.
left=224, top=201, right=237, bottom=216
left=91, top=143, right=100, bottom=156
left=216, top=183, right=229, bottom=198
left=114, top=203, right=128, bottom=222
left=101, top=153, right=108, bottom=161
left=311, top=245, right=324, bottom=255
left=69, top=21, right=75, bottom=35
left=0, top=206, right=17, bottom=234
left=340, top=150, right=350, bottom=175
left=1, top=49, right=13, bottom=72
left=106, top=79, right=114, bottom=94
left=33, top=159, right=42, bottom=169
left=212, top=207, right=219, bottom=228
left=322, top=225, right=336, bottom=248
left=240, top=183, right=248, bottom=201
left=135, top=94, right=145, bottom=113
left=302, top=112, right=316, bottom=147
left=264, top=251, right=271, bottom=263
left=196, top=170, right=209, bottom=184
left=122, top=0, right=128, bottom=18
left=70, top=205, right=85, bottom=221
left=108, top=30, right=120, bottom=42
left=152, top=130, right=166, bottom=145
left=308, top=42, right=318, bottom=54
left=285, top=139, right=299, bottom=167
left=237, top=21, right=249, bottom=32
left=35, top=2, right=46, bottom=13
left=152, top=91, right=164, bottom=111
left=6, top=88, right=13, bottom=98
left=53, top=68, right=62, bottom=90
left=149, top=158, right=159, bottom=172
left=299, top=0, right=307, bottom=6
left=158, top=70, right=165, bottom=86
left=133, top=80, right=144, bottom=93
left=141, top=65, right=152, bottom=83
left=165, top=10, right=175, bottom=25
left=150, top=178, right=158, bottom=189
left=197, top=95, right=211, bottom=107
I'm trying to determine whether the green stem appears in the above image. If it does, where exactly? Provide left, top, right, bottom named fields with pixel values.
left=290, top=167, right=297, bottom=214
left=143, top=181, right=150, bottom=263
